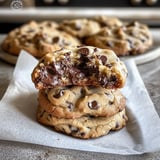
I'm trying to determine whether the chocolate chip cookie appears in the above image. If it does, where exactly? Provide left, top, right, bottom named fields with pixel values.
left=1, top=20, right=81, bottom=58
left=59, top=18, right=101, bottom=38
left=38, top=86, right=126, bottom=119
left=85, top=21, right=153, bottom=56
left=31, top=46, right=128, bottom=89
left=37, top=107, right=128, bottom=139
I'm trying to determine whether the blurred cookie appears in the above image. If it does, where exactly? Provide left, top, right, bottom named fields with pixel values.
left=1, top=20, right=81, bottom=58
left=85, top=21, right=153, bottom=56
left=37, top=107, right=128, bottom=139
left=94, top=15, right=123, bottom=28
left=39, top=86, right=126, bottom=119
left=59, top=18, right=101, bottom=38
left=31, top=46, right=128, bottom=89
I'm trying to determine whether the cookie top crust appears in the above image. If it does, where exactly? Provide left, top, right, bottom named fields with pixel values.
left=39, top=86, right=126, bottom=118
left=59, top=18, right=101, bottom=38
left=31, top=46, right=127, bottom=89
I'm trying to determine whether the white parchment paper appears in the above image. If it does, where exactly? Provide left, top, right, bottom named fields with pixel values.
left=0, top=50, right=160, bottom=155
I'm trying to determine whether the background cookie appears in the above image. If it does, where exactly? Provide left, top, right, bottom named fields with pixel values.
left=85, top=21, right=153, bottom=56
left=1, top=20, right=81, bottom=58
left=31, top=46, right=128, bottom=89
left=94, top=15, right=123, bottom=28
left=59, top=18, right=101, bottom=38
left=39, top=86, right=126, bottom=119
left=37, top=107, right=128, bottom=139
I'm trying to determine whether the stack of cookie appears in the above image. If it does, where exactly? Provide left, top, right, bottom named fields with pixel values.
left=31, top=45, right=128, bottom=139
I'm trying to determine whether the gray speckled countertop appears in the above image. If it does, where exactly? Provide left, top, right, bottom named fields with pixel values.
left=0, top=55, right=160, bottom=160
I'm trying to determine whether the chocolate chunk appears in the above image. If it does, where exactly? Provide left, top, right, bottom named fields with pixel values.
left=99, top=55, right=107, bottom=65
left=54, top=89, right=64, bottom=98
left=52, top=36, right=60, bottom=43
left=37, top=65, right=60, bottom=87
left=115, top=121, right=119, bottom=128
left=47, top=22, right=52, bottom=27
left=105, top=92, right=110, bottom=96
left=66, top=101, right=74, bottom=111
left=106, top=64, right=112, bottom=68
left=88, top=100, right=99, bottom=110
left=110, top=75, right=117, bottom=82
left=81, top=88, right=86, bottom=96
left=126, top=21, right=137, bottom=27
left=46, top=66, right=55, bottom=75
left=109, top=101, right=114, bottom=105
left=80, top=132, right=85, bottom=137
left=94, top=47, right=98, bottom=52
left=141, top=39, right=146, bottom=43
left=77, top=48, right=89, bottom=56
left=99, top=75, right=108, bottom=87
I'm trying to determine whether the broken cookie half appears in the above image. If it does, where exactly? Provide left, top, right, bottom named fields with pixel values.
left=31, top=46, right=128, bottom=89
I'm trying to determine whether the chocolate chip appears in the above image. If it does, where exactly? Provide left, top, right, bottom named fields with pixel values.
left=105, top=92, right=110, bottom=96
left=47, top=22, right=52, bottom=27
left=80, top=132, right=85, bottom=137
left=110, top=75, right=117, bottom=82
left=99, top=75, right=108, bottom=87
left=109, top=101, right=114, bottom=105
left=54, top=89, right=64, bottom=98
left=94, top=47, right=98, bottom=52
left=88, top=100, right=99, bottom=110
left=126, top=21, right=137, bottom=27
left=99, top=55, right=107, bottom=65
left=81, top=88, right=86, bottom=96
left=115, top=122, right=119, bottom=128
left=66, top=101, right=74, bottom=111
left=47, top=66, right=55, bottom=75
left=52, top=36, right=60, bottom=43
left=77, top=48, right=89, bottom=56
left=106, top=64, right=112, bottom=68
left=141, top=39, right=146, bottom=43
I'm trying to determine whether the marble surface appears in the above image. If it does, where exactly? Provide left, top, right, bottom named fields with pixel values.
left=0, top=56, right=160, bottom=160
